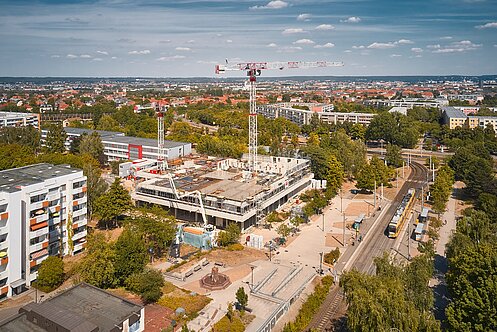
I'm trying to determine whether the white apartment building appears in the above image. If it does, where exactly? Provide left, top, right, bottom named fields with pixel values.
left=41, top=127, right=192, bottom=162
left=364, top=98, right=449, bottom=109
left=0, top=111, right=40, bottom=129
left=257, top=103, right=375, bottom=126
left=0, top=164, right=87, bottom=300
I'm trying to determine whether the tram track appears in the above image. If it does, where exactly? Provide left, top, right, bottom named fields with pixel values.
left=306, top=161, right=428, bottom=331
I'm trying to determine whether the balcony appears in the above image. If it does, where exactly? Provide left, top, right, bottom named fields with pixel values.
left=0, top=256, right=7, bottom=267
left=72, top=230, right=87, bottom=241
left=30, top=199, right=49, bottom=211
left=30, top=241, right=48, bottom=253
left=0, top=241, right=7, bottom=252
left=30, top=226, right=49, bottom=238
left=73, top=242, right=86, bottom=252
left=73, top=208, right=87, bottom=218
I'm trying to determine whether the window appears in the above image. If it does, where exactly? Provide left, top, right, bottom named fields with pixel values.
left=129, top=319, right=140, bottom=332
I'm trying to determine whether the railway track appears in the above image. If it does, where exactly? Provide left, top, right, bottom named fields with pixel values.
left=306, top=161, right=428, bottom=331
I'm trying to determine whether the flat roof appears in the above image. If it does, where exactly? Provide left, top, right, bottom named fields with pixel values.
left=107, top=135, right=189, bottom=149
left=17, top=283, right=143, bottom=331
left=0, top=111, right=38, bottom=119
left=0, top=313, right=46, bottom=332
left=64, top=127, right=125, bottom=138
left=0, top=163, right=82, bottom=193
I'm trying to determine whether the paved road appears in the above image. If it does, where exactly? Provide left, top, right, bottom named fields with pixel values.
left=307, top=161, right=429, bottom=331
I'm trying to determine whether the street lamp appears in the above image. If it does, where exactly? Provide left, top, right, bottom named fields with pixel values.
left=250, top=266, right=255, bottom=292
left=334, top=207, right=346, bottom=247
left=319, top=252, right=323, bottom=275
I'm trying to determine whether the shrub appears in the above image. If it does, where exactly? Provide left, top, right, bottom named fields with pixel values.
left=212, top=315, right=245, bottom=332
left=324, top=248, right=341, bottom=265
left=36, top=256, right=65, bottom=292
left=283, top=276, right=334, bottom=332
left=125, top=268, right=164, bottom=303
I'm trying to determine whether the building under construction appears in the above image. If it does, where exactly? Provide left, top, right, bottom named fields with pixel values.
left=132, top=154, right=313, bottom=230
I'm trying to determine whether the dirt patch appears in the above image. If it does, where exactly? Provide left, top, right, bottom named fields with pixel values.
left=204, top=247, right=267, bottom=267
left=345, top=202, right=369, bottom=216
left=325, top=233, right=351, bottom=247
left=93, top=227, right=124, bottom=242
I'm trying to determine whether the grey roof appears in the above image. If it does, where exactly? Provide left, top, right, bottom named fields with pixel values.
left=64, top=127, right=125, bottom=138
left=0, top=163, right=82, bottom=193
left=1, top=283, right=143, bottom=332
left=442, top=106, right=467, bottom=119
left=64, top=127, right=190, bottom=149
left=105, top=134, right=189, bottom=149
left=0, top=111, right=38, bottom=119
left=0, top=313, right=46, bottom=332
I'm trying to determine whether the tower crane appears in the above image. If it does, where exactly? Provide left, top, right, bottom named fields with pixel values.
left=215, top=60, right=344, bottom=174
left=156, top=105, right=168, bottom=172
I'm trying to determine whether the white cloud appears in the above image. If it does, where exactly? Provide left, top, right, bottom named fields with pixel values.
left=50, top=55, right=60, bottom=58
left=92, top=58, right=103, bottom=61
left=226, top=39, right=233, bottom=43
left=476, top=22, right=497, bottom=29
left=367, top=42, right=396, bottom=49
left=96, top=50, right=108, bottom=56
left=277, top=46, right=302, bottom=53
left=293, top=39, right=315, bottom=45
left=397, top=39, right=414, bottom=44
left=297, top=13, right=311, bottom=21
left=267, top=43, right=278, bottom=47
left=341, top=16, right=361, bottom=23
left=159, top=40, right=171, bottom=44
left=250, top=0, right=289, bottom=10
left=156, top=55, right=186, bottom=61
left=427, top=44, right=441, bottom=49
left=432, top=40, right=482, bottom=53
left=440, top=36, right=453, bottom=40
left=390, top=54, right=402, bottom=57
left=344, top=50, right=352, bottom=53
left=314, top=42, right=335, bottom=49
left=128, top=50, right=151, bottom=55
left=66, top=54, right=78, bottom=59
left=315, top=24, right=335, bottom=31
left=352, top=45, right=365, bottom=49
left=80, top=54, right=92, bottom=58
left=187, top=40, right=195, bottom=44
left=494, top=44, right=497, bottom=48
left=175, top=47, right=191, bottom=51
left=282, top=28, right=305, bottom=34
left=111, top=56, right=117, bottom=59
left=196, top=60, right=217, bottom=64
left=411, top=47, right=423, bottom=53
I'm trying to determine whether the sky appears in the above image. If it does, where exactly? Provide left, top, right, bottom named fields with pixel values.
left=0, top=0, right=496, bottom=77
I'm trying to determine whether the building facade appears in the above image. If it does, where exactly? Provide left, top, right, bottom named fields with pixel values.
left=442, top=106, right=497, bottom=132
left=0, top=164, right=87, bottom=300
left=41, top=127, right=192, bottom=162
left=0, top=111, right=40, bottom=129
left=133, top=155, right=313, bottom=230
left=257, top=103, right=375, bottom=126
left=364, top=98, right=449, bottom=109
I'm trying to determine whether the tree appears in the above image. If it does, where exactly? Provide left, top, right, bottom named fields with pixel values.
left=114, top=229, right=148, bottom=284
left=83, top=158, right=108, bottom=218
left=127, top=215, right=177, bottom=257
left=0, top=144, right=36, bottom=170
left=79, top=132, right=106, bottom=165
left=125, top=268, right=165, bottom=303
left=79, top=233, right=116, bottom=289
left=36, top=256, right=64, bottom=292
left=94, top=178, right=131, bottom=228
left=276, top=223, right=292, bottom=239
left=44, top=123, right=66, bottom=153
left=235, top=287, right=248, bottom=310
left=0, top=126, right=40, bottom=151
left=356, top=156, right=392, bottom=191
left=385, top=144, right=403, bottom=167
left=217, top=223, right=241, bottom=247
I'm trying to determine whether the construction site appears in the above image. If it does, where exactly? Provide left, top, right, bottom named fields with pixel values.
left=130, top=61, right=344, bottom=233
left=132, top=154, right=313, bottom=230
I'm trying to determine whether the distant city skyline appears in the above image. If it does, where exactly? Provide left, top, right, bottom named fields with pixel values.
left=1, top=0, right=496, bottom=77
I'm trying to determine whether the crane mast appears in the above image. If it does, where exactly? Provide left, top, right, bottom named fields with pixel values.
left=156, top=105, right=167, bottom=172
left=215, top=60, right=344, bottom=175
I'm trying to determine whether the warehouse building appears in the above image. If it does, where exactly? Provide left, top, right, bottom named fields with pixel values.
left=0, top=164, right=87, bottom=300
left=41, top=127, right=192, bottom=162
